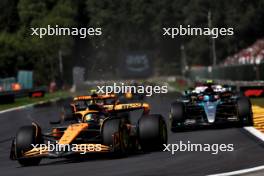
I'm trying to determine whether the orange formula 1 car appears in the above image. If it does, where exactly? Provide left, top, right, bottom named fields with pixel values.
left=10, top=94, right=167, bottom=166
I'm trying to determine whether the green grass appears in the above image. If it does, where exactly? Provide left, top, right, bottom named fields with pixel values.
left=0, top=91, right=71, bottom=111
left=168, top=81, right=189, bottom=92
left=250, top=98, right=264, bottom=107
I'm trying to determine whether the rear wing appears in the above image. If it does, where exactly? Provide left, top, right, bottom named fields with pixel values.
left=73, top=94, right=116, bottom=101
left=103, top=102, right=150, bottom=114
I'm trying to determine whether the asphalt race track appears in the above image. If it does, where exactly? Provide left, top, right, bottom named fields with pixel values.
left=0, top=94, right=264, bottom=176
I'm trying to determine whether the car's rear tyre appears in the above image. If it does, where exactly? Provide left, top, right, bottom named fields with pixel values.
left=237, top=96, right=253, bottom=126
left=138, top=114, right=167, bottom=151
left=15, top=125, right=43, bottom=166
left=170, top=102, right=185, bottom=131
left=102, top=118, right=129, bottom=154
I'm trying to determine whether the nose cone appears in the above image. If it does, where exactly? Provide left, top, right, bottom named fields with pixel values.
left=204, top=102, right=217, bottom=123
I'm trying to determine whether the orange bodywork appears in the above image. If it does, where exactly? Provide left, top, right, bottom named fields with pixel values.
left=58, top=123, right=88, bottom=145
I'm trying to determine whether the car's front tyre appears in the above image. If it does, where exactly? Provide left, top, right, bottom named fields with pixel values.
left=102, top=118, right=129, bottom=155
left=138, top=114, right=167, bottom=151
left=170, top=102, right=185, bottom=132
left=237, top=96, right=253, bottom=126
left=15, top=125, right=43, bottom=166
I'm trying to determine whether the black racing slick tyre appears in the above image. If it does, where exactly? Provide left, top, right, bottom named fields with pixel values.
left=15, top=125, right=43, bottom=166
left=237, top=96, right=253, bottom=126
left=102, top=118, right=129, bottom=154
left=170, top=102, right=185, bottom=131
left=138, top=114, right=167, bottom=152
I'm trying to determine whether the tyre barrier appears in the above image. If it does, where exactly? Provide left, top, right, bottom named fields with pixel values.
left=0, top=87, right=46, bottom=104
left=0, top=92, right=15, bottom=104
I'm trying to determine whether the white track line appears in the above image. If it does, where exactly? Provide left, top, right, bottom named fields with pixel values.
left=208, top=165, right=264, bottom=176
left=208, top=127, right=264, bottom=176
left=0, top=98, right=60, bottom=115
left=243, top=126, right=264, bottom=142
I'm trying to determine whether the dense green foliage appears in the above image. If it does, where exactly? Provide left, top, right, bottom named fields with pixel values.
left=0, top=0, right=263, bottom=84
